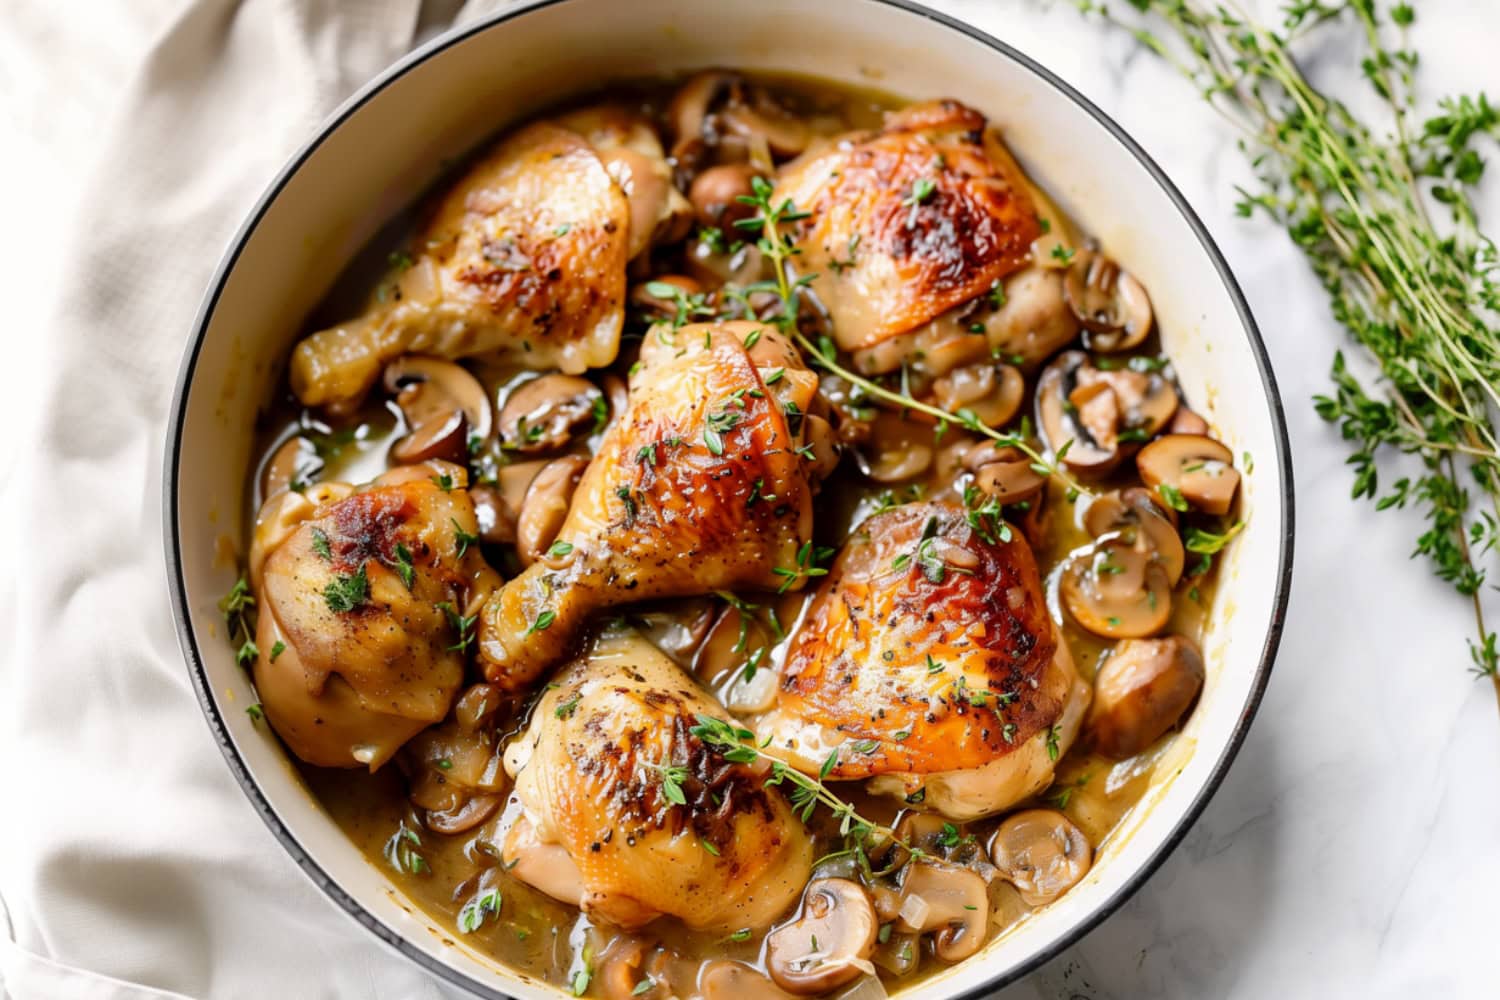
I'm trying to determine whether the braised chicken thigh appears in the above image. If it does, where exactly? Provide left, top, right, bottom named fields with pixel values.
left=479, top=321, right=824, bottom=693
left=501, top=627, right=813, bottom=931
left=289, top=120, right=632, bottom=410
left=755, top=503, right=1089, bottom=820
left=774, top=100, right=1040, bottom=360
left=249, top=461, right=499, bottom=769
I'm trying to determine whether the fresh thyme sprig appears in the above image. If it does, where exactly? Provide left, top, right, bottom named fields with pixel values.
left=688, top=714, right=921, bottom=867
left=1073, top=0, right=1500, bottom=694
left=219, top=574, right=259, bottom=667
left=732, top=176, right=1094, bottom=501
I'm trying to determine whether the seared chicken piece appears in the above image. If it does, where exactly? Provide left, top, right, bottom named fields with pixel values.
left=554, top=105, right=693, bottom=260
left=501, top=627, right=813, bottom=931
left=755, top=502, right=1089, bottom=820
left=774, top=99, right=1041, bottom=357
left=479, top=321, right=821, bottom=693
left=249, top=461, right=499, bottom=770
left=289, top=121, right=631, bottom=410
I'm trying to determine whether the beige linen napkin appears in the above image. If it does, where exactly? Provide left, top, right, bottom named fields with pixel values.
left=0, top=2, right=487, bottom=997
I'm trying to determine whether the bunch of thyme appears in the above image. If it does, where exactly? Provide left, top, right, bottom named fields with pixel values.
left=1074, top=0, right=1500, bottom=695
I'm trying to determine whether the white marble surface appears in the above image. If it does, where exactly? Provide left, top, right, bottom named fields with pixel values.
left=2, top=1, right=1497, bottom=998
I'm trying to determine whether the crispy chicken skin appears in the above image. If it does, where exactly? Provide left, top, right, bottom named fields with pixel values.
left=774, top=99, right=1041, bottom=353
left=249, top=462, right=499, bottom=770
left=502, top=627, right=813, bottom=931
left=479, top=321, right=819, bottom=693
left=289, top=121, right=631, bottom=410
left=755, top=502, right=1089, bottom=820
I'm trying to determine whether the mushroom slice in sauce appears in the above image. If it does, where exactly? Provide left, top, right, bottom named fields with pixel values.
left=987, top=809, right=1092, bottom=906
left=765, top=878, right=879, bottom=995
left=1137, top=433, right=1241, bottom=516
left=498, top=374, right=603, bottom=453
left=514, top=454, right=589, bottom=566
left=1170, top=406, right=1210, bottom=436
left=1083, top=487, right=1186, bottom=586
left=893, top=861, right=989, bottom=962
left=1037, top=351, right=1177, bottom=474
left=689, top=163, right=763, bottom=228
left=964, top=441, right=1047, bottom=506
left=1060, top=539, right=1173, bottom=639
left=1062, top=245, right=1154, bottom=352
left=259, top=435, right=324, bottom=499
left=855, top=410, right=935, bottom=483
left=384, top=357, right=493, bottom=465
left=667, top=70, right=808, bottom=167
left=931, top=361, right=1025, bottom=429
left=697, top=961, right=797, bottom=1000
left=1088, top=634, right=1205, bottom=759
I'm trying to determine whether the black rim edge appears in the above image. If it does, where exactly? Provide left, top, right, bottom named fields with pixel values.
left=161, top=1, right=1294, bottom=997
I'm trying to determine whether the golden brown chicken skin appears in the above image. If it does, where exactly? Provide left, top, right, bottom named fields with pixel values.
left=501, top=627, right=812, bottom=932
left=289, top=121, right=630, bottom=410
left=774, top=100, right=1041, bottom=354
left=756, top=502, right=1088, bottom=819
left=479, top=322, right=820, bottom=693
left=250, top=462, right=499, bottom=770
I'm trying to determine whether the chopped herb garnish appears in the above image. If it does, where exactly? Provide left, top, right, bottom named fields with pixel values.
left=323, top=563, right=369, bottom=613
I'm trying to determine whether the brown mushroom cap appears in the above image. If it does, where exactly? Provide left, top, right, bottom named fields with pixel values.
left=964, top=442, right=1047, bottom=506
left=514, top=455, right=588, bottom=566
left=689, top=163, right=762, bottom=228
left=765, top=878, right=878, bottom=995
left=1063, top=246, right=1154, bottom=353
left=1088, top=635, right=1206, bottom=759
left=383, top=357, right=492, bottom=465
left=596, top=937, right=673, bottom=1000
left=893, top=861, right=989, bottom=963
left=1037, top=352, right=1178, bottom=475
left=1060, top=539, right=1173, bottom=639
left=630, top=275, right=705, bottom=322
left=1170, top=406, right=1209, bottom=436
left=988, top=809, right=1092, bottom=906
left=259, top=435, right=323, bottom=500
left=698, top=961, right=796, bottom=1000
left=1084, top=487, right=1185, bottom=586
left=931, top=362, right=1025, bottom=429
left=498, top=374, right=603, bottom=454
left=1137, top=433, right=1241, bottom=516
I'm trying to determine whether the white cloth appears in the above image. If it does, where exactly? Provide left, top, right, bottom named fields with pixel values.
left=2, top=1, right=1497, bottom=998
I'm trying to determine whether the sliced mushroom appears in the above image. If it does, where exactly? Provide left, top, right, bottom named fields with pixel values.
left=1088, top=635, right=1205, bottom=759
left=597, top=937, right=672, bottom=1000
left=515, top=455, right=589, bottom=565
left=667, top=70, right=808, bottom=167
left=384, top=357, right=492, bottom=465
left=630, top=275, right=706, bottom=323
left=259, top=435, right=323, bottom=499
left=988, top=809, right=1092, bottom=906
left=894, top=861, right=989, bottom=963
left=1083, top=487, right=1185, bottom=586
left=964, top=442, right=1046, bottom=506
left=979, top=266, right=1082, bottom=368
left=1137, top=434, right=1241, bottom=516
left=689, top=163, right=762, bottom=228
left=720, top=96, right=810, bottom=161
left=1170, top=406, right=1209, bottom=436
left=499, top=374, right=603, bottom=453
left=1036, top=352, right=1177, bottom=475
left=698, top=961, right=796, bottom=1000
left=427, top=793, right=502, bottom=836
left=856, top=411, right=934, bottom=483
left=931, top=362, right=1024, bottom=429
left=1063, top=246, right=1154, bottom=353
left=765, top=878, right=878, bottom=995
left=667, top=71, right=738, bottom=162
left=1060, top=540, right=1172, bottom=639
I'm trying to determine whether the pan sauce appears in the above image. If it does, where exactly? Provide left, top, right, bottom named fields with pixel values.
left=239, top=72, right=1240, bottom=998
